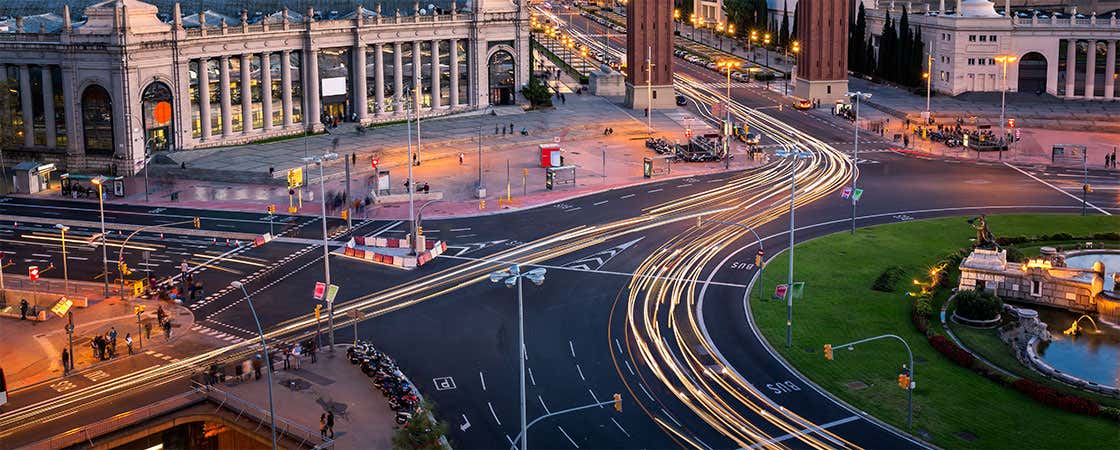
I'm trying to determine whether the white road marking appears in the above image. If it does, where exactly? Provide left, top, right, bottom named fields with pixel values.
left=1004, top=162, right=1110, bottom=215
left=558, top=426, right=579, bottom=448
left=624, top=360, right=635, bottom=376
left=488, top=402, right=502, bottom=425
left=747, top=415, right=860, bottom=449
left=648, top=188, right=663, bottom=193
left=588, top=389, right=602, bottom=407
left=614, top=338, right=623, bottom=354
left=639, top=383, right=655, bottom=401
left=568, top=340, right=576, bottom=357
left=620, top=194, right=636, bottom=199
left=661, top=408, right=682, bottom=427
left=564, top=207, right=582, bottom=212
left=479, top=371, right=487, bottom=391
left=450, top=227, right=471, bottom=232
left=528, top=367, right=537, bottom=386
left=610, top=417, right=630, bottom=437
left=576, top=364, right=586, bottom=381
left=538, top=395, right=551, bottom=414
left=593, top=200, right=609, bottom=206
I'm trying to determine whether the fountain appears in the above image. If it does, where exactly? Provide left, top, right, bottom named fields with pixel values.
left=1062, top=314, right=1101, bottom=337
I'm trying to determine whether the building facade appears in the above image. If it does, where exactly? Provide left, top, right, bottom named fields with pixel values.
left=863, top=0, right=1120, bottom=99
left=626, top=0, right=675, bottom=109
left=0, top=0, right=529, bottom=175
left=793, top=0, right=849, bottom=103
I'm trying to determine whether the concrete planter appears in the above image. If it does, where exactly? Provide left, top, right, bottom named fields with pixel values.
left=951, top=310, right=1002, bottom=329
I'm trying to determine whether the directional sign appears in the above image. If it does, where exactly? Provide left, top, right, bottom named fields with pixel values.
left=773, top=284, right=788, bottom=299
left=313, top=282, right=326, bottom=300
left=50, top=297, right=73, bottom=317
left=851, top=189, right=864, bottom=202
left=840, top=186, right=852, bottom=199
left=325, top=284, right=340, bottom=304
left=790, top=282, right=806, bottom=299
left=28, top=265, right=39, bottom=281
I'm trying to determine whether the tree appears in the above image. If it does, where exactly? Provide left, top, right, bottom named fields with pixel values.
left=520, top=76, right=553, bottom=109
left=898, top=7, right=912, bottom=84
left=675, top=0, right=695, bottom=18
left=865, top=39, right=877, bottom=75
left=877, top=11, right=895, bottom=80
left=790, top=1, right=798, bottom=42
left=392, top=401, right=449, bottom=450
left=911, top=26, right=926, bottom=87
left=849, top=2, right=868, bottom=73
left=779, top=1, right=790, bottom=47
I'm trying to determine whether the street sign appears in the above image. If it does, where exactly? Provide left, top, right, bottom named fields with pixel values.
left=790, top=282, right=806, bottom=299
left=133, top=280, right=145, bottom=297
left=287, top=167, right=304, bottom=189
left=313, top=282, right=326, bottom=300
left=50, top=297, right=73, bottom=317
left=28, top=265, right=39, bottom=281
left=773, top=284, right=788, bottom=299
left=851, top=189, right=864, bottom=202
left=840, top=186, right=852, bottom=199
left=326, top=284, right=340, bottom=304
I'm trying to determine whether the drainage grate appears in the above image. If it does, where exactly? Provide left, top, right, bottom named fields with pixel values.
left=845, top=381, right=868, bottom=390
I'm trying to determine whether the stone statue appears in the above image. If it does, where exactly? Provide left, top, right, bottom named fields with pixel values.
left=968, top=214, right=998, bottom=249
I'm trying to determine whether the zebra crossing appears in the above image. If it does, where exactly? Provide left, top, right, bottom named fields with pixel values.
left=143, top=349, right=181, bottom=363
left=190, top=323, right=246, bottom=344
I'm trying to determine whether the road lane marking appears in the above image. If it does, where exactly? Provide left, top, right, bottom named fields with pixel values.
left=1004, top=162, right=1110, bottom=215
left=441, top=255, right=747, bottom=288
left=479, top=371, right=487, bottom=391
left=528, top=367, right=537, bottom=386
left=747, top=415, right=860, bottom=449
left=488, top=402, right=502, bottom=425
left=593, top=200, right=609, bottom=206
left=639, top=383, right=655, bottom=401
left=558, top=426, right=579, bottom=448
left=624, top=360, right=635, bottom=375
left=614, top=338, right=623, bottom=354
left=610, top=417, right=630, bottom=437
left=661, top=408, right=682, bottom=427
left=450, top=227, right=471, bottom=232
left=564, top=207, right=582, bottom=212
left=620, top=194, right=636, bottom=199
left=568, top=340, right=576, bottom=357
left=647, top=188, right=663, bottom=193
left=576, top=364, right=586, bottom=381
left=538, top=395, right=551, bottom=414
left=589, top=389, right=602, bottom=407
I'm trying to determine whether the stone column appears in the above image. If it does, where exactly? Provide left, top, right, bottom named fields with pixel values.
left=375, top=43, right=385, bottom=116
left=42, top=66, right=56, bottom=148
left=1065, top=39, right=1078, bottom=98
left=241, top=54, right=253, bottom=133
left=199, top=58, right=212, bottom=140
left=1105, top=40, right=1117, bottom=100
left=281, top=50, right=293, bottom=127
left=261, top=52, right=273, bottom=131
left=449, top=39, right=459, bottom=108
left=431, top=39, right=442, bottom=109
left=19, top=65, right=33, bottom=147
left=413, top=41, right=422, bottom=108
left=355, top=43, right=369, bottom=122
left=1085, top=40, right=1097, bottom=99
left=306, top=48, right=321, bottom=128
left=394, top=42, right=404, bottom=115
left=60, top=67, right=79, bottom=152
left=219, top=56, right=232, bottom=137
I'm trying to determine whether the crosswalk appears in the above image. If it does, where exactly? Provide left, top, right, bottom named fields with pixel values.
left=143, top=349, right=181, bottom=363
left=190, top=324, right=246, bottom=344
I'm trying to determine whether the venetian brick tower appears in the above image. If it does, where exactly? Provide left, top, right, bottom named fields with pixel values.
left=626, top=0, right=676, bottom=110
left=793, top=0, right=849, bottom=104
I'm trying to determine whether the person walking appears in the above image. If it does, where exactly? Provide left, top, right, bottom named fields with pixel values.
left=320, top=413, right=328, bottom=438
left=61, top=348, right=70, bottom=374
left=326, top=411, right=335, bottom=438
left=458, top=153, right=465, bottom=165
left=144, top=322, right=152, bottom=340
left=125, top=333, right=134, bottom=355
left=252, top=355, right=262, bottom=380
left=19, top=299, right=28, bottom=320
left=163, top=319, right=173, bottom=339
left=108, top=327, right=118, bottom=353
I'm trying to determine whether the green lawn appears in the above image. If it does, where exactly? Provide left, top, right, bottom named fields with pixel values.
left=751, top=214, right=1120, bottom=449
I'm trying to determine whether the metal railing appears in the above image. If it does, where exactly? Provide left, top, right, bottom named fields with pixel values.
left=32, top=386, right=208, bottom=450
left=199, top=383, right=335, bottom=449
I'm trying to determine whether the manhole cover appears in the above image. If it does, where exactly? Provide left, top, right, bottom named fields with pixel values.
left=845, top=381, right=868, bottom=390
left=955, top=431, right=979, bottom=442
left=317, top=398, right=349, bottom=414
left=280, top=378, right=312, bottom=391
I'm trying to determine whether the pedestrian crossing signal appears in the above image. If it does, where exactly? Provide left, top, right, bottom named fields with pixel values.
left=341, top=210, right=349, bottom=220
left=546, top=171, right=555, bottom=190
left=898, top=373, right=910, bottom=389
left=267, top=204, right=276, bottom=214
left=193, top=217, right=200, bottom=228
left=824, top=344, right=833, bottom=360
left=755, top=248, right=764, bottom=267
left=613, top=393, right=622, bottom=412
left=314, top=304, right=322, bottom=320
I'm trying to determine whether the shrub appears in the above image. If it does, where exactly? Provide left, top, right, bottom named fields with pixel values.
left=1092, top=232, right=1120, bottom=241
left=1050, top=232, right=1074, bottom=241
left=1004, top=246, right=1025, bottom=263
left=911, top=311, right=930, bottom=335
left=955, top=289, right=1003, bottom=321
left=753, top=72, right=776, bottom=81
left=1012, top=379, right=1100, bottom=416
left=913, top=294, right=934, bottom=319
left=928, top=334, right=975, bottom=368
left=872, top=266, right=905, bottom=292
left=521, top=77, right=553, bottom=108
left=1100, top=406, right=1120, bottom=422
left=996, top=235, right=1030, bottom=246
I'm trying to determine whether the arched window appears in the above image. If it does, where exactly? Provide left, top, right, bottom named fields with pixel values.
left=488, top=50, right=515, bottom=106
left=81, top=85, right=114, bottom=155
left=141, top=82, right=174, bottom=152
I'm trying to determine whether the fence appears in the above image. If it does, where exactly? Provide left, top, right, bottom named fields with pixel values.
left=200, top=383, right=335, bottom=449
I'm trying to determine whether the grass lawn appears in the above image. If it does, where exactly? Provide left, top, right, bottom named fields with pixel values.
left=751, top=214, right=1120, bottom=449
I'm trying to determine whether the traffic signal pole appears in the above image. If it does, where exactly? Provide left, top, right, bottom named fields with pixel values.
left=825, top=334, right=915, bottom=428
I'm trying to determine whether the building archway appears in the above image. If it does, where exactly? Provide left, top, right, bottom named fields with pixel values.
left=81, top=84, right=114, bottom=155
left=488, top=50, right=516, bottom=106
left=1018, top=52, right=1048, bottom=95
left=141, top=81, right=175, bottom=153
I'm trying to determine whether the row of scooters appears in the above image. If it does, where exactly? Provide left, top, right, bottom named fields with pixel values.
left=348, top=341, right=420, bottom=425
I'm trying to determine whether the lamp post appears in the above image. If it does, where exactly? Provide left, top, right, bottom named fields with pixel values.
left=476, top=106, right=493, bottom=198
left=763, top=34, right=772, bottom=68
left=845, top=92, right=871, bottom=235
left=300, top=152, right=339, bottom=350
left=923, top=41, right=933, bottom=122
left=718, top=60, right=737, bottom=169
left=788, top=41, right=800, bottom=95
left=90, top=176, right=110, bottom=297
left=995, top=54, right=1018, bottom=161
left=489, top=264, right=547, bottom=450
left=54, top=224, right=70, bottom=294
left=775, top=146, right=812, bottom=348
left=141, top=137, right=159, bottom=203
left=231, top=281, right=278, bottom=450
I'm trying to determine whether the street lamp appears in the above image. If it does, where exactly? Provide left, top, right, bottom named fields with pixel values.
left=54, top=224, right=70, bottom=294
left=994, top=54, right=1018, bottom=161
left=231, top=281, right=277, bottom=450
left=923, top=42, right=933, bottom=122
left=90, top=176, right=110, bottom=297
left=774, top=146, right=813, bottom=348
left=845, top=91, right=872, bottom=235
left=489, top=264, right=547, bottom=450
left=787, top=41, right=801, bottom=95
left=300, top=152, right=339, bottom=350
left=717, top=60, right=738, bottom=169
left=763, top=34, right=772, bottom=68
left=749, top=30, right=758, bottom=54
left=476, top=106, right=494, bottom=198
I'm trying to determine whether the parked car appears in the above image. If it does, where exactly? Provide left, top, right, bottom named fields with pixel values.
left=676, top=95, right=688, bottom=106
left=794, top=99, right=813, bottom=110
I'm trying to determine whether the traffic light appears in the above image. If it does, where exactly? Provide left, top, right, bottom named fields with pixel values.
left=193, top=217, right=200, bottom=228
left=314, top=304, right=322, bottom=320
left=755, top=249, right=764, bottom=267
left=613, top=393, right=622, bottom=412
left=546, top=171, right=555, bottom=190
left=371, top=157, right=379, bottom=169
left=685, top=128, right=692, bottom=139
left=119, top=262, right=131, bottom=276
left=823, top=344, right=833, bottom=360
left=267, top=204, right=276, bottom=214
left=134, top=305, right=145, bottom=315
left=1007, top=118, right=1015, bottom=128
left=898, top=373, right=911, bottom=389
left=417, top=226, right=424, bottom=235
left=341, top=210, right=349, bottom=220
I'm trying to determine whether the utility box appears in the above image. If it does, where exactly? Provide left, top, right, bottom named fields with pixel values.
left=539, top=144, right=562, bottom=168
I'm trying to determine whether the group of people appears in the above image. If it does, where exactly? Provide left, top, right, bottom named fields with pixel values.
left=89, top=326, right=136, bottom=362
left=602, top=127, right=615, bottom=136
left=280, top=339, right=318, bottom=370
left=1105, top=150, right=1118, bottom=168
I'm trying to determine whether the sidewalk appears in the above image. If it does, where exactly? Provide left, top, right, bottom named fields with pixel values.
left=0, top=278, right=194, bottom=391
left=216, top=347, right=397, bottom=449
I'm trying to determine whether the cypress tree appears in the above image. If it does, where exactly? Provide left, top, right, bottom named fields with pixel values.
left=849, top=2, right=867, bottom=72
left=899, top=7, right=911, bottom=85
left=878, top=11, right=894, bottom=80
left=780, top=1, right=790, bottom=47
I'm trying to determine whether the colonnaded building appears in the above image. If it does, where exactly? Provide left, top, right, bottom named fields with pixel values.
left=863, top=0, right=1120, bottom=99
left=0, top=0, right=529, bottom=175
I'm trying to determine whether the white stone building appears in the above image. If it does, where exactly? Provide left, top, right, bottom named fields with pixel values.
left=863, top=0, right=1120, bottom=100
left=0, top=0, right=529, bottom=175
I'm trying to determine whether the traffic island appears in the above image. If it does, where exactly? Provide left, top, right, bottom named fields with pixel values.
left=749, top=214, right=1120, bottom=449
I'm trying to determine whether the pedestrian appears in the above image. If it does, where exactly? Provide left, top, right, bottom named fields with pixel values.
left=495, top=124, right=499, bottom=134
left=108, top=326, right=118, bottom=353
left=62, top=348, right=70, bottom=374
left=292, top=342, right=303, bottom=369
left=320, top=413, right=328, bottom=438
left=561, top=93, right=566, bottom=104
left=125, top=333, right=134, bottom=355
left=156, top=306, right=166, bottom=327
left=19, top=299, right=28, bottom=320
left=509, top=123, right=514, bottom=134
left=904, top=135, right=910, bottom=148
left=283, top=347, right=291, bottom=370
left=163, top=319, right=172, bottom=339
left=144, top=322, right=152, bottom=340
left=308, top=340, right=317, bottom=363
left=458, top=153, right=465, bottom=165
left=252, top=355, right=262, bottom=380
left=326, top=411, right=335, bottom=438
left=412, top=153, right=419, bottom=166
